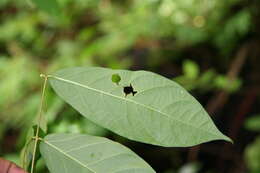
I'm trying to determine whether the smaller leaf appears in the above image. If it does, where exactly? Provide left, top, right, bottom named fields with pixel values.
left=20, top=125, right=46, bottom=171
left=32, top=111, right=47, bottom=134
left=214, top=75, right=242, bottom=92
left=40, top=133, right=156, bottom=173
left=245, top=114, right=260, bottom=132
left=20, top=139, right=34, bottom=171
left=111, top=73, right=121, bottom=85
left=245, top=137, right=260, bottom=172
left=183, top=60, right=199, bottom=79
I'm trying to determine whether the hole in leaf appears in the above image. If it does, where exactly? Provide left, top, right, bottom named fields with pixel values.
left=111, top=74, right=121, bottom=85
left=123, top=84, right=137, bottom=97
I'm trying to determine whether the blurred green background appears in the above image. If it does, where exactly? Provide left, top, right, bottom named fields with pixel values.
left=0, top=0, right=260, bottom=172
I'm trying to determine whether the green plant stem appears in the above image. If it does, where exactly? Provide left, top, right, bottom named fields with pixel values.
left=32, top=136, right=44, bottom=141
left=30, top=74, right=48, bottom=173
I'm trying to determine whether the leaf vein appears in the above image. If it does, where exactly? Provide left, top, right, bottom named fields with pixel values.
left=66, top=141, right=108, bottom=153
left=43, top=140, right=97, bottom=173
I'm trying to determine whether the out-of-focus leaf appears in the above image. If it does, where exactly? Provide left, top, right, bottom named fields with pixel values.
left=44, top=96, right=64, bottom=123
left=20, top=125, right=46, bottom=171
left=49, top=67, right=232, bottom=147
left=40, top=133, right=156, bottom=173
left=245, top=115, right=260, bottom=132
left=178, top=162, right=201, bottom=173
left=80, top=119, right=108, bottom=137
left=214, top=10, right=251, bottom=54
left=214, top=75, right=242, bottom=92
left=0, top=56, right=40, bottom=128
left=245, top=137, right=260, bottom=172
left=31, top=0, right=61, bottom=16
left=20, top=130, right=34, bottom=171
left=197, top=70, right=216, bottom=89
left=183, top=60, right=199, bottom=79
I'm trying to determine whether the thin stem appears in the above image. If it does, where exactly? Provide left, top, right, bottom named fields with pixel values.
left=30, top=74, right=48, bottom=173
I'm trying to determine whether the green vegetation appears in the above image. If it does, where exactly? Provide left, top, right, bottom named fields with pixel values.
left=0, top=0, right=259, bottom=172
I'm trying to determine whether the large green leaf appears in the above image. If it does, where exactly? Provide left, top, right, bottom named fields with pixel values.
left=49, top=67, right=232, bottom=147
left=40, top=133, right=155, bottom=173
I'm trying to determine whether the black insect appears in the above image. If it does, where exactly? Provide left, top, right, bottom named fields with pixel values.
left=123, top=84, right=137, bottom=97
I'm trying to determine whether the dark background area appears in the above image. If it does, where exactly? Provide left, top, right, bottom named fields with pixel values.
left=0, top=0, right=260, bottom=172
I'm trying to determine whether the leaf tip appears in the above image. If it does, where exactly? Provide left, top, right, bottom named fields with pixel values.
left=221, top=134, right=234, bottom=144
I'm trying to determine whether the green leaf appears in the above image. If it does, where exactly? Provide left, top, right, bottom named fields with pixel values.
left=245, top=114, right=260, bottom=132
left=20, top=125, right=46, bottom=171
left=20, top=138, right=34, bottom=171
left=40, top=133, right=155, bottom=173
left=214, top=75, right=242, bottom=93
left=31, top=0, right=61, bottom=16
left=245, top=137, right=260, bottom=172
left=183, top=60, right=199, bottom=79
left=49, top=67, right=232, bottom=147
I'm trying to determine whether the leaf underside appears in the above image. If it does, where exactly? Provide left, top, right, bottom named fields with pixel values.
left=40, top=133, right=155, bottom=173
left=49, top=67, right=232, bottom=147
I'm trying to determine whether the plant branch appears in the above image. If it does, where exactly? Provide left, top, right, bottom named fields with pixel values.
left=30, top=74, right=48, bottom=173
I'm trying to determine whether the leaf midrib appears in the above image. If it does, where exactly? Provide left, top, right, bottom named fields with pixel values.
left=48, top=75, right=223, bottom=139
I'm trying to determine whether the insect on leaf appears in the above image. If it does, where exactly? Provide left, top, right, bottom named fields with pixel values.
left=123, top=84, right=137, bottom=97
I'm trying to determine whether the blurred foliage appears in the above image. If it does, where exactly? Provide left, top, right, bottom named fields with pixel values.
left=175, top=60, right=242, bottom=92
left=245, top=137, right=260, bottom=173
left=245, top=114, right=260, bottom=132
left=0, top=0, right=258, bottom=172
left=245, top=114, right=260, bottom=173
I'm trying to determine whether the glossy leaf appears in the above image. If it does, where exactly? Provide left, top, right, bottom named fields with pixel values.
left=40, top=133, right=155, bottom=173
left=49, top=67, right=232, bottom=147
